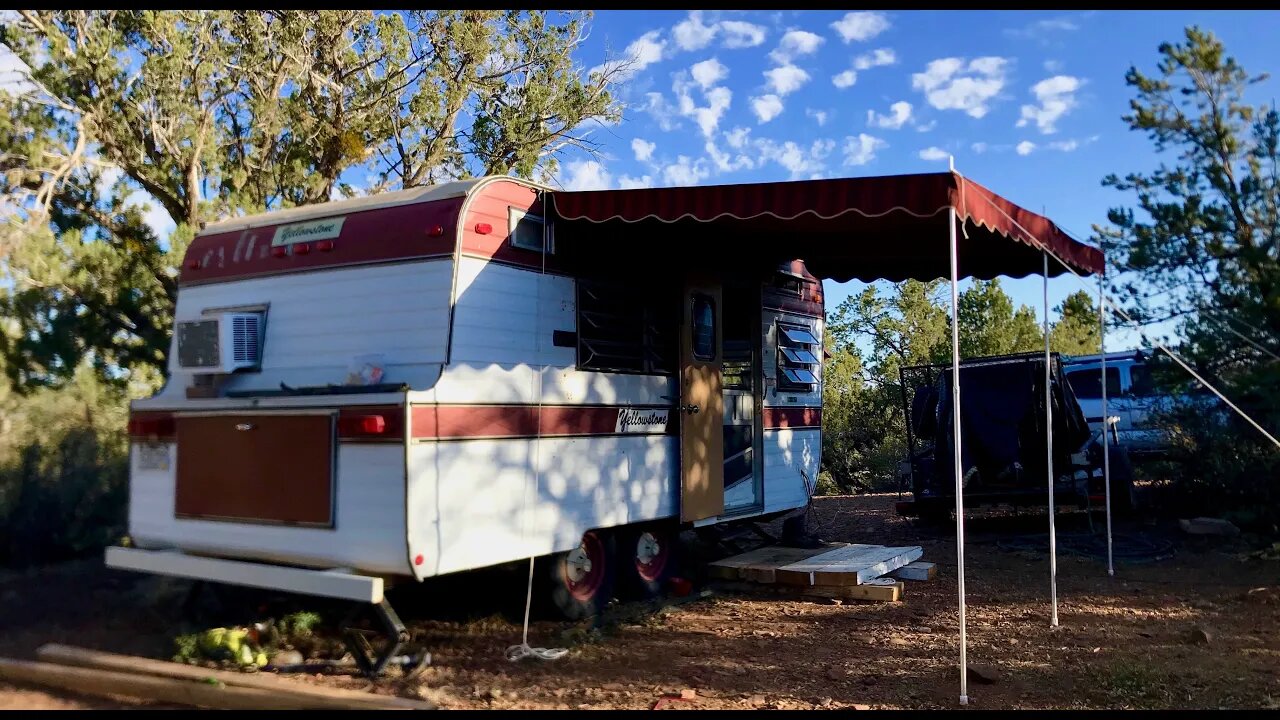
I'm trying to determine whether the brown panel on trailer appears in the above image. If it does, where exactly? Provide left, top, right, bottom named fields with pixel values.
left=175, top=414, right=334, bottom=526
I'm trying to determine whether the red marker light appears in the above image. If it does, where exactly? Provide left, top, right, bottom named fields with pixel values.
left=271, top=246, right=288, bottom=258
left=317, top=240, right=335, bottom=252
left=338, top=414, right=388, bottom=436
left=474, top=222, right=492, bottom=234
left=186, top=259, right=201, bottom=270
left=414, top=554, right=424, bottom=566
left=428, top=225, right=445, bottom=237
left=293, top=243, right=311, bottom=255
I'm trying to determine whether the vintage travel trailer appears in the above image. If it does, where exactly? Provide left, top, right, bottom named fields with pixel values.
left=106, top=171, right=1106, bottom=677
left=107, top=176, right=827, bottom=629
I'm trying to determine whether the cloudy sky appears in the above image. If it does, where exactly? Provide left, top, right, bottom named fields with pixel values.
left=558, top=9, right=1279, bottom=348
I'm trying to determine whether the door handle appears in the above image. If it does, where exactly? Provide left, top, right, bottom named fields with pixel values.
left=681, top=404, right=701, bottom=415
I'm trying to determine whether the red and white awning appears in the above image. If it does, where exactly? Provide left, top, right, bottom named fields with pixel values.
left=548, top=171, right=1102, bottom=282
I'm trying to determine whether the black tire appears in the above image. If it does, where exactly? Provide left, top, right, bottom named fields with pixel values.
left=539, top=530, right=617, bottom=621
left=617, top=522, right=680, bottom=600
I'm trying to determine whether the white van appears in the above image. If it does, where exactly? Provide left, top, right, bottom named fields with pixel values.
left=1062, top=350, right=1172, bottom=455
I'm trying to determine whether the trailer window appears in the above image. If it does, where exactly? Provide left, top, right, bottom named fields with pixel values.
left=1065, top=367, right=1120, bottom=399
left=776, top=321, right=819, bottom=392
left=577, top=281, right=677, bottom=375
left=508, top=207, right=553, bottom=253
left=691, top=294, right=717, bottom=361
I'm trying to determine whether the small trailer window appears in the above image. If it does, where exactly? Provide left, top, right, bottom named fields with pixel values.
left=691, top=294, right=717, bottom=361
left=776, top=321, right=819, bottom=392
left=508, top=207, right=553, bottom=253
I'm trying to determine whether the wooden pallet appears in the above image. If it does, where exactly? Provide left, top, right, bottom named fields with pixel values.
left=709, top=543, right=923, bottom=588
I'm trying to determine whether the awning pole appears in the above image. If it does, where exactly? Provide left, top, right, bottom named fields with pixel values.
left=948, top=204, right=969, bottom=705
left=1100, top=269, right=1114, bottom=576
left=1044, top=252, right=1059, bottom=628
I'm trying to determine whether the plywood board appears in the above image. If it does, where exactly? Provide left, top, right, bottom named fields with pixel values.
left=774, top=544, right=923, bottom=587
left=707, top=544, right=847, bottom=583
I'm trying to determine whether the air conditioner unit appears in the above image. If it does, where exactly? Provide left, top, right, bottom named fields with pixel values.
left=176, top=312, right=264, bottom=373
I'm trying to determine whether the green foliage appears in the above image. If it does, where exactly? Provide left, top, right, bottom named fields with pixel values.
left=1095, top=26, right=1279, bottom=522
left=1049, top=290, right=1102, bottom=355
left=958, top=279, right=1044, bottom=359
left=0, top=10, right=621, bottom=390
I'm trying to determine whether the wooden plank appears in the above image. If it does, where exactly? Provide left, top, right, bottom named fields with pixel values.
left=774, top=545, right=923, bottom=587
left=891, top=561, right=937, bottom=582
left=801, top=578, right=903, bottom=603
left=0, top=658, right=429, bottom=711
left=32, top=645, right=433, bottom=711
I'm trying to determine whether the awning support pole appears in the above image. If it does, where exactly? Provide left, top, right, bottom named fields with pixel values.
left=1044, top=252, right=1059, bottom=628
left=1100, top=269, right=1114, bottom=576
left=949, top=205, right=968, bottom=705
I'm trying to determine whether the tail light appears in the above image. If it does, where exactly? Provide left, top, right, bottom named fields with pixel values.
left=128, top=414, right=176, bottom=440
left=338, top=413, right=389, bottom=437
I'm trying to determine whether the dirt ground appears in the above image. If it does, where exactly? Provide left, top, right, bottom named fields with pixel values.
left=2, top=494, right=1279, bottom=710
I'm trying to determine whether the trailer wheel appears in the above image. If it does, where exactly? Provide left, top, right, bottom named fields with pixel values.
left=619, top=523, right=679, bottom=599
left=543, top=530, right=616, bottom=620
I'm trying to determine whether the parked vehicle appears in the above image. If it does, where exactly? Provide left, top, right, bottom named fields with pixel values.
left=1061, top=350, right=1176, bottom=456
left=894, top=351, right=1135, bottom=522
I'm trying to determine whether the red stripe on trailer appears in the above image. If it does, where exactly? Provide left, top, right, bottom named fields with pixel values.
left=179, top=197, right=464, bottom=286
left=762, top=407, right=822, bottom=429
left=409, top=405, right=677, bottom=440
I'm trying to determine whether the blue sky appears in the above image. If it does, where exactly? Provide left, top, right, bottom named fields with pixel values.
left=554, top=9, right=1280, bottom=350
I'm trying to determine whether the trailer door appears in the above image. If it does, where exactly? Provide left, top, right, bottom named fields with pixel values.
left=680, top=275, right=725, bottom=521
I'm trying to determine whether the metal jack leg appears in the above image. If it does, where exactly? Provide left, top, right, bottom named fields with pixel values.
left=339, top=598, right=427, bottom=678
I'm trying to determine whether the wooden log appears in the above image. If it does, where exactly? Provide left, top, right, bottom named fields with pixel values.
left=891, top=561, right=937, bottom=582
left=28, top=645, right=433, bottom=710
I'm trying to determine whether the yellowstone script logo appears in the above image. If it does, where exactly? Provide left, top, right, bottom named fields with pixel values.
left=615, top=407, right=671, bottom=433
left=272, top=217, right=346, bottom=246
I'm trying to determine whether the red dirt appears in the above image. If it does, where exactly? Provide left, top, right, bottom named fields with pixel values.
left=2, top=494, right=1278, bottom=709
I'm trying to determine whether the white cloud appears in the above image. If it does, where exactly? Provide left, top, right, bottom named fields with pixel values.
left=853, top=47, right=897, bottom=70
left=971, top=141, right=989, bottom=154
left=764, top=64, right=810, bottom=96
left=672, top=12, right=768, bottom=53
left=831, top=11, right=891, bottom=43
left=643, top=92, right=681, bottom=131
left=754, top=138, right=835, bottom=179
left=843, top=133, right=887, bottom=166
left=1005, top=15, right=1082, bottom=43
left=769, top=29, right=824, bottom=64
left=1044, top=59, right=1064, bottom=73
left=662, top=155, right=710, bottom=186
left=592, top=30, right=666, bottom=81
left=1016, top=140, right=1037, bottom=156
left=673, top=11, right=718, bottom=51
left=690, top=57, right=728, bottom=89
left=831, top=69, right=857, bottom=89
left=911, top=56, right=1009, bottom=118
left=915, top=120, right=937, bottom=132
left=918, top=146, right=949, bottom=161
left=725, top=126, right=751, bottom=149
left=631, top=138, right=656, bottom=163
left=561, top=159, right=613, bottom=190
left=866, top=100, right=913, bottom=130
left=1017, top=75, right=1083, bottom=134
left=1048, top=139, right=1078, bottom=152
left=806, top=108, right=828, bottom=126
left=750, top=94, right=784, bottom=123
left=719, top=20, right=767, bottom=49
left=705, top=140, right=755, bottom=173
left=618, top=174, right=654, bottom=190
left=672, top=71, right=733, bottom=137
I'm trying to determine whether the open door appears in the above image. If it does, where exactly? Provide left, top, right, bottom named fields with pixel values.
left=680, top=274, right=725, bottom=522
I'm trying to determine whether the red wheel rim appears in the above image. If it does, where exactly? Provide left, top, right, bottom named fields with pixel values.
left=634, top=530, right=671, bottom=582
left=565, top=532, right=607, bottom=601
